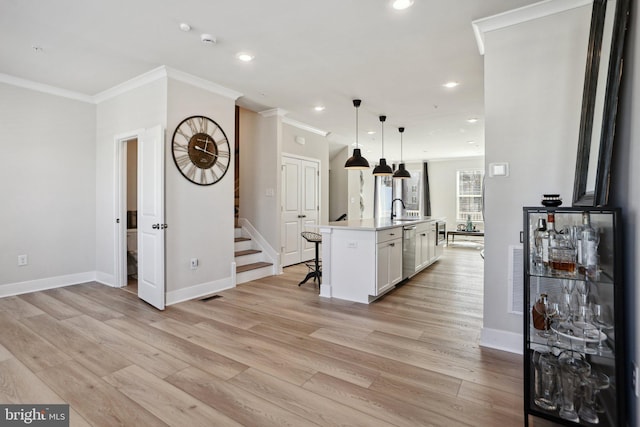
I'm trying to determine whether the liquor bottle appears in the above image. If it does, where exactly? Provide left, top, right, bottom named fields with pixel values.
left=466, top=214, right=473, bottom=232
left=541, top=212, right=557, bottom=268
left=533, top=217, right=546, bottom=269
left=580, top=212, right=599, bottom=278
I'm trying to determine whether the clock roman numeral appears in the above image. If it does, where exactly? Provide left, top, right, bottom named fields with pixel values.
left=173, top=142, right=188, bottom=152
left=198, top=117, right=208, bottom=134
left=186, top=118, right=199, bottom=135
left=175, top=154, right=191, bottom=169
left=176, top=127, right=191, bottom=143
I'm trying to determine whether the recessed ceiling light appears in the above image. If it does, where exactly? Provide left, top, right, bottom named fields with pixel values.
left=392, top=0, right=414, bottom=10
left=179, top=23, right=191, bottom=32
left=367, top=131, right=376, bottom=135
left=314, top=105, right=325, bottom=112
left=467, top=118, right=479, bottom=123
left=443, top=81, right=459, bottom=88
left=467, top=140, right=476, bottom=144
left=237, top=53, right=254, bottom=62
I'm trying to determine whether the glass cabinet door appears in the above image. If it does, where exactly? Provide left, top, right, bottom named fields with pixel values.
left=523, top=207, right=624, bottom=427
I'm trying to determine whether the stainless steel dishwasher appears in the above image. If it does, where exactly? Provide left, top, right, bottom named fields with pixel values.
left=402, top=225, right=416, bottom=279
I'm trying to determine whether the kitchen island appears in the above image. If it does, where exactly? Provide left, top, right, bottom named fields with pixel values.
left=318, top=217, right=444, bottom=303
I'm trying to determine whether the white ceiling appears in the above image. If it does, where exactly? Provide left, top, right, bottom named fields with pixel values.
left=0, top=0, right=542, bottom=161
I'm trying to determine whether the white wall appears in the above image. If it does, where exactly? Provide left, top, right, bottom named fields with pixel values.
left=481, top=4, right=591, bottom=349
left=165, top=78, right=236, bottom=295
left=238, top=108, right=281, bottom=251
left=610, top=1, right=640, bottom=422
left=0, top=84, right=96, bottom=292
left=281, top=123, right=329, bottom=225
left=428, top=157, right=484, bottom=230
left=329, top=147, right=349, bottom=221
left=95, top=78, right=167, bottom=284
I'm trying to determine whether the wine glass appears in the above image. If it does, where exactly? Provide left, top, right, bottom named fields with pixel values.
left=575, top=280, right=589, bottom=306
left=592, top=304, right=613, bottom=354
left=579, top=371, right=610, bottom=423
left=534, top=298, right=558, bottom=338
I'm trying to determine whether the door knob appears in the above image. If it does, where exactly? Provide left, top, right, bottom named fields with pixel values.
left=152, top=224, right=160, bottom=229
left=298, top=214, right=307, bottom=218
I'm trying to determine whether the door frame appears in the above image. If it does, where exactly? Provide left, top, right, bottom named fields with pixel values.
left=114, top=129, right=144, bottom=288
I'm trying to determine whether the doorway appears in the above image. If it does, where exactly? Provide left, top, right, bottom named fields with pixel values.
left=114, top=126, right=166, bottom=310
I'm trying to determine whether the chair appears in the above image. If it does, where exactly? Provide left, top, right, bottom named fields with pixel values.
left=299, top=231, right=322, bottom=290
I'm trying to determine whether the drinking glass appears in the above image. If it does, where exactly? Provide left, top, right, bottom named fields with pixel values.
left=559, top=354, right=591, bottom=423
left=576, top=280, right=589, bottom=306
left=579, top=371, right=610, bottom=423
left=592, top=304, right=613, bottom=354
left=535, top=300, right=558, bottom=338
left=534, top=352, right=558, bottom=411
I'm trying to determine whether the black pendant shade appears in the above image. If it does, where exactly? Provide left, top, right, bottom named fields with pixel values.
left=393, top=126, right=411, bottom=179
left=345, top=99, right=370, bottom=169
left=373, top=115, right=393, bottom=176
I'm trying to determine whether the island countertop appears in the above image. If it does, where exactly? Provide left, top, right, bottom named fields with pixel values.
left=321, top=216, right=441, bottom=231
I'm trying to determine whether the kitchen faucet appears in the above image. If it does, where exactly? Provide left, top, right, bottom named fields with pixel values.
left=391, top=198, right=405, bottom=220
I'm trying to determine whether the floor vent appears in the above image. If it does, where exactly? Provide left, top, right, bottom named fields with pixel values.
left=200, top=295, right=222, bottom=302
left=508, top=245, right=523, bottom=314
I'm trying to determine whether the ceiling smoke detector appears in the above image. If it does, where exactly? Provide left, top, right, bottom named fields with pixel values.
left=200, top=34, right=217, bottom=44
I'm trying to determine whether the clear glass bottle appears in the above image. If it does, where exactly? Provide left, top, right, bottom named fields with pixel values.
left=580, top=212, right=599, bottom=279
left=541, top=212, right=557, bottom=268
left=533, top=217, right=546, bottom=270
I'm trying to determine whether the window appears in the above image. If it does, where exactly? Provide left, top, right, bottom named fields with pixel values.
left=456, top=170, right=484, bottom=223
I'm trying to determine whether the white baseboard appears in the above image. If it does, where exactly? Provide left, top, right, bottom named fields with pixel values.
left=165, top=276, right=234, bottom=306
left=95, top=271, right=117, bottom=287
left=479, top=327, right=523, bottom=354
left=0, top=271, right=97, bottom=298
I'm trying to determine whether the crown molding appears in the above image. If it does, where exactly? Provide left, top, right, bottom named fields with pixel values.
left=259, top=108, right=288, bottom=118
left=93, top=66, right=168, bottom=103
left=282, top=116, right=329, bottom=137
left=164, top=66, right=242, bottom=101
left=0, top=73, right=94, bottom=103
left=472, top=0, right=592, bottom=55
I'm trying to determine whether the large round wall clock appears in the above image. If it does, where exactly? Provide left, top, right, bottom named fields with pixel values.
left=171, top=115, right=231, bottom=186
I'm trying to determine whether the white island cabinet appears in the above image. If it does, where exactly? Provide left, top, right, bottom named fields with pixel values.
left=318, top=217, right=441, bottom=304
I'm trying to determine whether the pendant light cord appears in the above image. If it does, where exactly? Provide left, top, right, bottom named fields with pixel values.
left=355, top=106, right=359, bottom=149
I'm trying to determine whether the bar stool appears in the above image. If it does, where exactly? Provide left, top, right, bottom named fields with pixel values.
left=299, top=231, right=322, bottom=291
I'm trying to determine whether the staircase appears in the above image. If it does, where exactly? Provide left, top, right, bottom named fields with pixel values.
left=234, top=227, right=275, bottom=284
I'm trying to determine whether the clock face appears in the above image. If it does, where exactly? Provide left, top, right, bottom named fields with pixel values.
left=171, top=115, right=231, bottom=186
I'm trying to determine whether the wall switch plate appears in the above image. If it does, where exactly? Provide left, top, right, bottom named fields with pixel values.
left=190, top=258, right=198, bottom=270
left=347, top=241, right=357, bottom=248
left=17, top=254, right=28, bottom=266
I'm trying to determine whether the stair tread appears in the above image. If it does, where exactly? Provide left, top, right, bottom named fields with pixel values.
left=235, top=249, right=262, bottom=257
left=236, top=262, right=272, bottom=273
left=234, top=237, right=251, bottom=242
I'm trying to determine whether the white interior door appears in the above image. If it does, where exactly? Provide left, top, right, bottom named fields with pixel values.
left=281, top=155, right=319, bottom=267
left=281, top=157, right=302, bottom=266
left=137, top=125, right=165, bottom=310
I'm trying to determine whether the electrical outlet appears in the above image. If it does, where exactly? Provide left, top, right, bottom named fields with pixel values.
left=17, top=254, right=28, bottom=266
left=633, top=362, right=639, bottom=398
left=190, top=258, right=198, bottom=270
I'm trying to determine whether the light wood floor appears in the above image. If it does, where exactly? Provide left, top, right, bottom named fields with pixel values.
left=0, top=246, right=544, bottom=426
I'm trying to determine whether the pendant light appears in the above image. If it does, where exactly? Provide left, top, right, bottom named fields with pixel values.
left=372, top=115, right=393, bottom=176
left=344, top=99, right=370, bottom=169
left=393, top=126, right=411, bottom=179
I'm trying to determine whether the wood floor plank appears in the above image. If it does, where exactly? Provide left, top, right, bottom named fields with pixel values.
left=151, top=318, right=317, bottom=386
left=21, top=313, right=132, bottom=377
left=0, top=312, right=72, bottom=372
left=0, top=295, right=44, bottom=318
left=103, top=364, right=242, bottom=427
left=303, top=372, right=469, bottom=427
left=36, top=360, right=167, bottom=426
left=230, top=367, right=389, bottom=427
left=18, top=291, right=83, bottom=320
left=0, top=358, right=92, bottom=427
left=43, top=286, right=125, bottom=321
left=63, top=315, right=189, bottom=379
left=105, top=315, right=248, bottom=380
left=249, top=322, right=463, bottom=397
left=0, top=343, right=13, bottom=362
left=167, top=366, right=319, bottom=427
